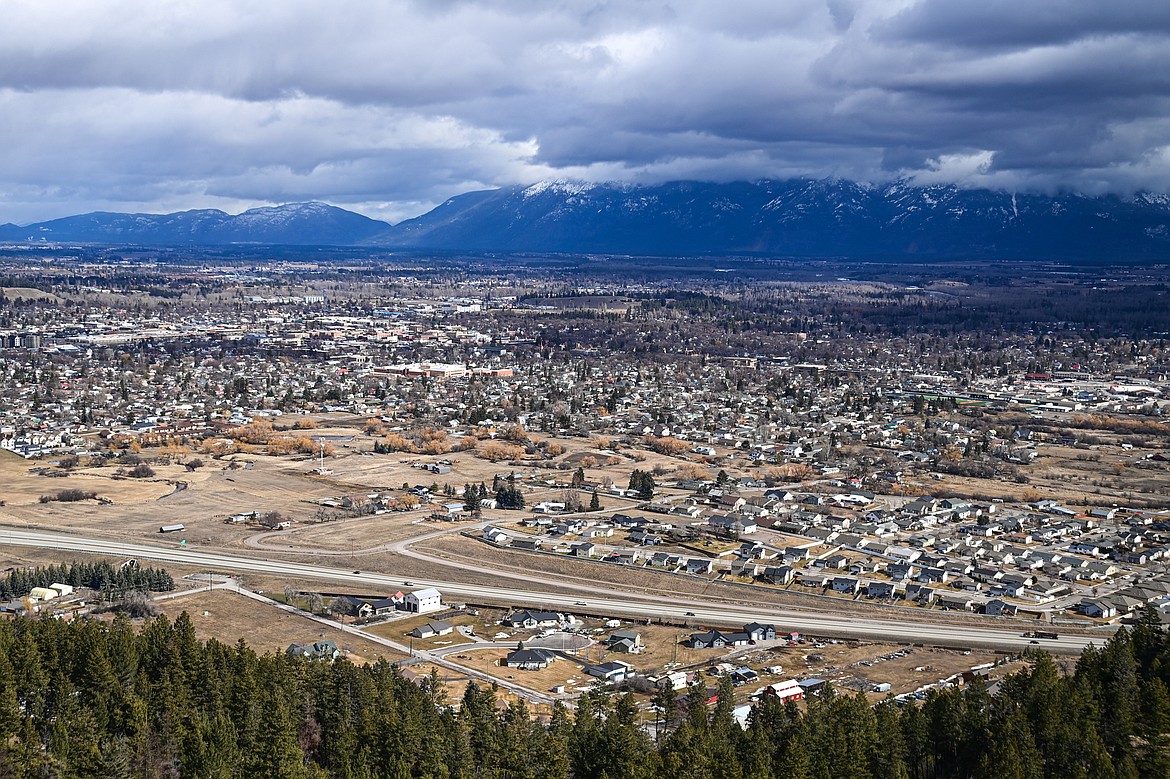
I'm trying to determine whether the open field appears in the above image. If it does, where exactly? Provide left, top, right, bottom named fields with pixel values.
left=0, top=452, right=371, bottom=543
left=913, top=441, right=1170, bottom=509
left=365, top=611, right=482, bottom=649
left=445, top=644, right=596, bottom=696
left=0, top=286, right=59, bottom=302
left=155, top=588, right=408, bottom=664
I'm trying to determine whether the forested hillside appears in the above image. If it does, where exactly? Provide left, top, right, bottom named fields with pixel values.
left=0, top=610, right=1166, bottom=778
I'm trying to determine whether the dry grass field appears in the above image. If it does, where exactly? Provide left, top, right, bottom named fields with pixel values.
left=912, top=441, right=1170, bottom=509
left=402, top=661, right=558, bottom=717
left=155, top=588, right=408, bottom=664
left=445, top=645, right=596, bottom=695
left=364, top=612, right=483, bottom=649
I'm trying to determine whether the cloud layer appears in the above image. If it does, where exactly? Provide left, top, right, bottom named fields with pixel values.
left=3, top=0, right=1170, bottom=223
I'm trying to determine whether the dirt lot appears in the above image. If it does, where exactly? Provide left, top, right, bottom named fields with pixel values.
left=155, top=588, right=407, bottom=664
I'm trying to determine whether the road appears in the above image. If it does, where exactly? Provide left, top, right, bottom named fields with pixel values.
left=0, top=527, right=1106, bottom=655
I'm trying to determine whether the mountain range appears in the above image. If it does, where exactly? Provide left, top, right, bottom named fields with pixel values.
left=4, top=179, right=1170, bottom=260
left=0, top=201, right=388, bottom=247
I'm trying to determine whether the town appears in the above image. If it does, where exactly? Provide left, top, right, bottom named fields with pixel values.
left=3, top=250, right=1170, bottom=714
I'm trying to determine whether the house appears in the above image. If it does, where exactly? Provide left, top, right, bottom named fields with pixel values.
left=758, top=565, right=796, bottom=585
left=259, top=515, right=291, bottom=530
left=731, top=667, right=760, bottom=686
left=404, top=588, right=442, bottom=614
left=408, top=620, right=454, bottom=639
left=657, top=671, right=690, bottom=691
left=286, top=640, right=341, bottom=661
left=688, top=630, right=747, bottom=649
left=743, top=623, right=777, bottom=642
left=503, top=610, right=561, bottom=628
left=353, top=596, right=399, bottom=618
left=917, top=567, right=949, bottom=584
left=759, top=679, right=804, bottom=703
left=483, top=526, right=510, bottom=545
left=865, top=582, right=898, bottom=600
left=512, top=538, right=544, bottom=551
left=829, top=577, right=861, bottom=595
left=504, top=648, right=557, bottom=670
left=938, top=595, right=975, bottom=612
left=737, top=542, right=775, bottom=560
left=905, top=583, right=939, bottom=604
left=982, top=599, right=1017, bottom=617
left=571, top=542, right=599, bottom=558
left=1079, top=599, right=1118, bottom=619
left=585, top=660, right=635, bottom=682
left=607, top=630, right=645, bottom=653
left=685, top=558, right=715, bottom=575
left=710, top=515, right=758, bottom=535
left=819, top=554, right=849, bottom=570
left=607, top=551, right=642, bottom=565
left=887, top=563, right=917, bottom=581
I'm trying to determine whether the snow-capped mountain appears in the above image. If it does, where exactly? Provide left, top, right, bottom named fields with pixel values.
left=372, top=179, right=1170, bottom=260
left=0, top=202, right=390, bottom=246
left=4, top=181, right=1170, bottom=260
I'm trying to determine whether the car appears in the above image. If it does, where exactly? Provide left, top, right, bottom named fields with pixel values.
left=685, top=611, right=696, bottom=616
left=1029, top=640, right=1040, bottom=644
left=403, top=581, right=414, bottom=585
left=575, top=601, right=587, bottom=606
left=352, top=570, right=361, bottom=574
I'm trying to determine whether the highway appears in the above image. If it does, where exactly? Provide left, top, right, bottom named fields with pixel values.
left=0, top=527, right=1107, bottom=655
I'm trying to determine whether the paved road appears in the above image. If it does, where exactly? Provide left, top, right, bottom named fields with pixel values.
left=0, top=527, right=1106, bottom=654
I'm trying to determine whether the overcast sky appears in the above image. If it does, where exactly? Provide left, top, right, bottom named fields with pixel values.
left=3, top=0, right=1170, bottom=224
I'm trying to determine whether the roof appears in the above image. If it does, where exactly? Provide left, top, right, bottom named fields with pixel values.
left=506, top=648, right=557, bottom=664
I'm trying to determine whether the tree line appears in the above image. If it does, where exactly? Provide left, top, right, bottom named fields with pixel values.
left=0, top=609, right=1168, bottom=777
left=0, top=561, right=174, bottom=602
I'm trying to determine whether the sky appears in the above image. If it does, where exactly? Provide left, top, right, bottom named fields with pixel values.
left=3, top=0, right=1170, bottom=225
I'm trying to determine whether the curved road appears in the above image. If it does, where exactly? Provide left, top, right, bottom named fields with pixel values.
left=0, top=527, right=1104, bottom=655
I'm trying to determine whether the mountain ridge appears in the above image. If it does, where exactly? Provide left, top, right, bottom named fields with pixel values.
left=370, top=179, right=1170, bottom=260
left=3, top=181, right=1170, bottom=260
left=0, top=201, right=390, bottom=246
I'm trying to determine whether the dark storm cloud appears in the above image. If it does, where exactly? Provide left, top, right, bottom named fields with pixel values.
left=1, top=1, right=1169, bottom=223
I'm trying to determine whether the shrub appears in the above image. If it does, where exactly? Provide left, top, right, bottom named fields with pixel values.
left=41, top=488, right=97, bottom=503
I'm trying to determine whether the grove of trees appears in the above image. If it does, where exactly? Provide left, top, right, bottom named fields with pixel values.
left=0, top=607, right=1168, bottom=777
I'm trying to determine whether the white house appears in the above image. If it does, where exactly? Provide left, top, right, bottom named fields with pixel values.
left=404, top=588, right=442, bottom=614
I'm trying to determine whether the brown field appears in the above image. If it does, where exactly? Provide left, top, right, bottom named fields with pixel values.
left=402, top=661, right=558, bottom=717
left=909, top=440, right=1170, bottom=509
left=365, top=612, right=484, bottom=649
left=0, top=287, right=59, bottom=302
left=445, top=644, right=596, bottom=695
left=155, top=588, right=408, bottom=664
